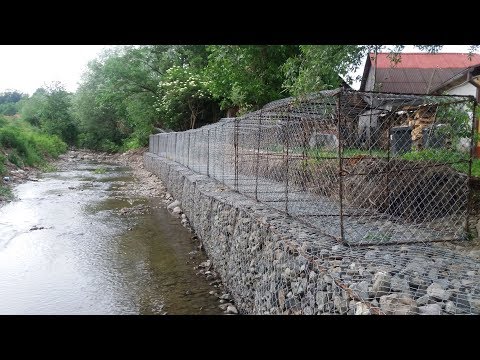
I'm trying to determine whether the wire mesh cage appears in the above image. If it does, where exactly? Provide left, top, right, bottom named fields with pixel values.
left=150, top=89, right=477, bottom=247
left=147, top=88, right=480, bottom=315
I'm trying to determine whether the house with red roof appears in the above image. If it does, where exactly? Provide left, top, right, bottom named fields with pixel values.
left=360, top=53, right=480, bottom=101
left=358, top=53, right=480, bottom=156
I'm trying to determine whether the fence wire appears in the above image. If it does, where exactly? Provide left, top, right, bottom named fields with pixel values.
left=149, top=88, right=480, bottom=315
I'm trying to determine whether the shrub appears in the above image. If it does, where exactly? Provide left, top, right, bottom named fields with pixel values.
left=7, top=150, right=24, bottom=167
left=0, top=122, right=67, bottom=168
left=0, top=153, right=5, bottom=174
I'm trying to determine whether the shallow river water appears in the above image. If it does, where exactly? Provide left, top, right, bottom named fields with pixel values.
left=0, top=161, right=221, bottom=314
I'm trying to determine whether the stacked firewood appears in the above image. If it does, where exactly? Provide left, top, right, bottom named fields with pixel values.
left=403, top=104, right=437, bottom=147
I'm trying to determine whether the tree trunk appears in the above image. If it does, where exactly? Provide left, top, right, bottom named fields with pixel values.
left=227, top=106, right=239, bottom=118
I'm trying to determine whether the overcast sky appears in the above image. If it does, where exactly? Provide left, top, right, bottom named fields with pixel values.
left=0, top=45, right=475, bottom=95
left=0, top=45, right=117, bottom=95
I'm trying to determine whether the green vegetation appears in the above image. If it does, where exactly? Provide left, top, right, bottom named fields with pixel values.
left=0, top=91, right=26, bottom=116
left=0, top=153, right=5, bottom=174
left=293, top=145, right=480, bottom=178
left=40, top=163, right=58, bottom=172
left=93, top=167, right=107, bottom=174
left=0, top=184, right=12, bottom=200
left=401, top=149, right=480, bottom=177
left=0, top=115, right=67, bottom=175
left=2, top=45, right=477, bottom=156
left=308, top=148, right=388, bottom=159
left=0, top=124, right=67, bottom=167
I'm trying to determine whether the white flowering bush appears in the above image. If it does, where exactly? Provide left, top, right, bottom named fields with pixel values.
left=156, top=65, right=212, bottom=129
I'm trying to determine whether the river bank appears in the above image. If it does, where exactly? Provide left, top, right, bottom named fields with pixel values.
left=0, top=148, right=238, bottom=315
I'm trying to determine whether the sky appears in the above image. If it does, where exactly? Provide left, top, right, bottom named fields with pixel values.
left=0, top=45, right=117, bottom=95
left=0, top=45, right=475, bottom=95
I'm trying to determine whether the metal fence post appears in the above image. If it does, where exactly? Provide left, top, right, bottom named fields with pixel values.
left=336, top=91, right=345, bottom=243
left=167, top=134, right=170, bottom=159
left=466, top=100, right=478, bottom=236
left=174, top=132, right=178, bottom=162
left=207, top=129, right=210, bottom=177
left=255, top=113, right=262, bottom=201
left=284, top=113, right=290, bottom=214
left=187, top=132, right=191, bottom=169
left=234, top=118, right=239, bottom=191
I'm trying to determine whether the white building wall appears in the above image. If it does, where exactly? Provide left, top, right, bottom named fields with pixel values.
left=445, top=82, right=477, bottom=97
left=364, top=67, right=376, bottom=91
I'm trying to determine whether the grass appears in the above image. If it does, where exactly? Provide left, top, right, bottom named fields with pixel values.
left=272, top=142, right=480, bottom=177
left=266, top=144, right=388, bottom=159
left=364, top=232, right=392, bottom=243
left=0, top=118, right=67, bottom=169
left=7, top=150, right=24, bottom=168
left=40, top=163, right=58, bottom=172
left=94, top=167, right=107, bottom=174
left=0, top=184, right=12, bottom=200
left=307, top=148, right=388, bottom=159
left=0, top=153, right=5, bottom=175
left=401, top=148, right=480, bottom=177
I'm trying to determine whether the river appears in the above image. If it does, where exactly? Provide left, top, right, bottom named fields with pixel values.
left=0, top=159, right=222, bottom=314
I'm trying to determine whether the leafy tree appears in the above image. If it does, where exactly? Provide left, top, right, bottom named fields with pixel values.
left=156, top=65, right=212, bottom=130
left=154, top=45, right=221, bottom=130
left=39, top=82, right=77, bottom=145
left=0, top=90, right=27, bottom=115
left=283, top=45, right=480, bottom=96
left=0, top=103, right=17, bottom=116
left=19, top=88, right=47, bottom=126
left=205, top=45, right=299, bottom=114
left=73, top=46, right=172, bottom=149
left=0, top=91, right=25, bottom=105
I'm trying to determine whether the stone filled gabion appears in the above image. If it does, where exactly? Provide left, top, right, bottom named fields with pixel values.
left=145, top=153, right=480, bottom=315
left=145, top=89, right=479, bottom=314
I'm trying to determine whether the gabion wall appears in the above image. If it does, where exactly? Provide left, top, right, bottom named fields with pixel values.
left=144, top=153, right=480, bottom=315
left=145, top=89, right=480, bottom=315
left=149, top=89, right=477, bottom=246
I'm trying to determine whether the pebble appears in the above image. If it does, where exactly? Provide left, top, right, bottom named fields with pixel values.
left=379, top=293, right=418, bottom=315
left=372, top=272, right=392, bottom=297
left=167, top=200, right=181, bottom=210
left=226, top=305, right=238, bottom=314
left=354, top=302, right=371, bottom=315
left=419, top=304, right=442, bottom=315
left=427, top=283, right=451, bottom=301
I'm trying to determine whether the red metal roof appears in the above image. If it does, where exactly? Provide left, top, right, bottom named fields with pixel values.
left=370, top=53, right=480, bottom=69
left=361, top=53, right=480, bottom=94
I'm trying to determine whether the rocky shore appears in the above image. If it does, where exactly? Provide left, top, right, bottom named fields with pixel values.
left=2, top=148, right=237, bottom=315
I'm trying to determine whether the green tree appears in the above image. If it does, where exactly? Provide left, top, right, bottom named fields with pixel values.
left=156, top=65, right=212, bottom=130
left=0, top=90, right=25, bottom=105
left=205, top=45, right=300, bottom=114
left=283, top=45, right=480, bottom=96
left=19, top=88, right=47, bottom=126
left=73, top=46, right=172, bottom=149
left=154, top=45, right=220, bottom=130
left=0, top=90, right=27, bottom=116
left=40, top=82, right=77, bottom=145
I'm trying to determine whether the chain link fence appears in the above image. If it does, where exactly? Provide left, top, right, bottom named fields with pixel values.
left=148, top=88, right=480, bottom=315
left=150, top=89, right=477, bottom=246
